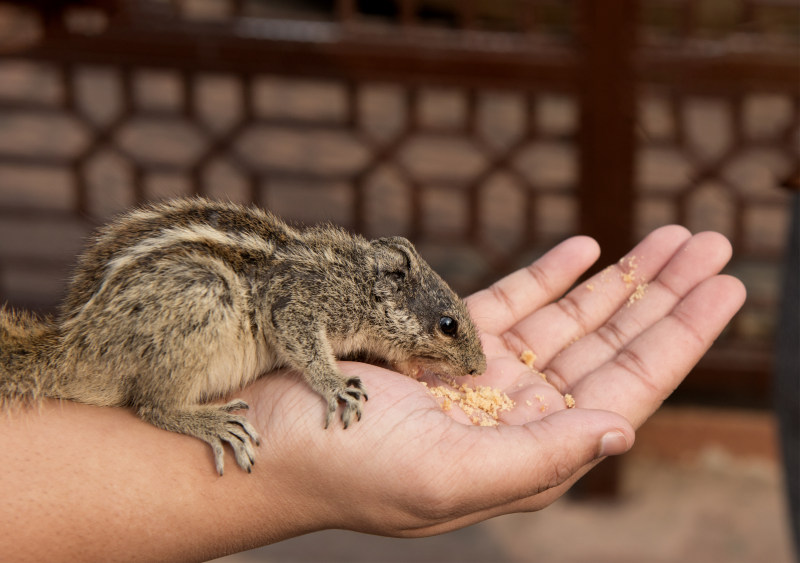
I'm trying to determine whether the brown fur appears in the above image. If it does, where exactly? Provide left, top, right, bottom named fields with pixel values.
left=0, top=198, right=486, bottom=474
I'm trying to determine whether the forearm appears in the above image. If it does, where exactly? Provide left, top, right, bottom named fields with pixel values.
left=0, top=396, right=313, bottom=562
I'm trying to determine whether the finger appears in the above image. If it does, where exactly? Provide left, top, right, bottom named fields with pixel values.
left=466, top=236, right=600, bottom=336
left=573, top=274, right=746, bottom=428
left=497, top=225, right=693, bottom=371
left=546, top=231, right=733, bottom=390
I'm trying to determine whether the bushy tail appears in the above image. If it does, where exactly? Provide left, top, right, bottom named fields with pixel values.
left=0, top=306, right=60, bottom=405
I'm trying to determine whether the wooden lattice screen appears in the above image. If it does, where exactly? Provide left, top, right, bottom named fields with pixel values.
left=0, top=0, right=797, bottom=406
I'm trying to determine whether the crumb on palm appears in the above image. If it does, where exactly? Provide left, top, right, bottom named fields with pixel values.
left=427, top=383, right=515, bottom=426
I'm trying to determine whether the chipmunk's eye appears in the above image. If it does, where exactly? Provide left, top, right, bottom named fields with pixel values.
left=439, top=316, right=458, bottom=337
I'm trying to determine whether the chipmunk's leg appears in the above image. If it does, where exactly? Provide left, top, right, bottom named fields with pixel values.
left=287, top=334, right=368, bottom=429
left=138, top=400, right=260, bottom=475
left=309, top=358, right=369, bottom=430
left=269, top=308, right=367, bottom=428
left=126, top=327, right=263, bottom=475
left=91, top=256, right=263, bottom=475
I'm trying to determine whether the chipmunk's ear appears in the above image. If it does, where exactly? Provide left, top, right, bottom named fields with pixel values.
left=372, top=237, right=417, bottom=299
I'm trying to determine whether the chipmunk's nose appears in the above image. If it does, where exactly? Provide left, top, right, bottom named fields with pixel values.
left=470, top=356, right=487, bottom=376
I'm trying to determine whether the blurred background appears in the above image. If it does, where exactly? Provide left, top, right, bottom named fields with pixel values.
left=0, top=1, right=797, bottom=561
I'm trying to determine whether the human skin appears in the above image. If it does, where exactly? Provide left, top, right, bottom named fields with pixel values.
left=0, top=225, right=746, bottom=562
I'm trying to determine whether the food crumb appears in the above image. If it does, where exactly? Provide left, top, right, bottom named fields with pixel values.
left=520, top=349, right=537, bottom=369
left=427, top=383, right=515, bottom=427
left=539, top=371, right=548, bottom=382
left=586, top=283, right=595, bottom=292
left=627, top=283, right=648, bottom=306
left=526, top=399, right=533, bottom=406
left=620, top=255, right=640, bottom=286
left=564, top=393, right=576, bottom=409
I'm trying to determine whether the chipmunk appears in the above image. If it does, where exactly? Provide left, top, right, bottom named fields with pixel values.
left=0, top=198, right=486, bottom=475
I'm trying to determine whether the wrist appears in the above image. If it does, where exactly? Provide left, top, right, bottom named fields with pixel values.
left=0, top=397, right=318, bottom=562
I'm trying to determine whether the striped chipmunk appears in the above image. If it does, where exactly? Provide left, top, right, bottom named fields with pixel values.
left=0, top=198, right=486, bottom=475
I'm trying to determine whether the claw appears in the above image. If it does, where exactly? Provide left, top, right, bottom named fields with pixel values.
left=322, top=378, right=368, bottom=429
left=138, top=403, right=259, bottom=475
left=211, top=440, right=225, bottom=476
left=324, top=401, right=336, bottom=429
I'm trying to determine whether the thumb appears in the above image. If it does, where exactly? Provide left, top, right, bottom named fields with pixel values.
left=459, top=408, right=634, bottom=506
left=524, top=408, right=634, bottom=493
left=409, top=409, right=635, bottom=535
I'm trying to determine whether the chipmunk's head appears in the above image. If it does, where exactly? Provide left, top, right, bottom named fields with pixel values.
left=369, top=237, right=487, bottom=380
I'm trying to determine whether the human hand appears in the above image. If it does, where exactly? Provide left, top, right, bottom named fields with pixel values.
left=0, top=226, right=746, bottom=562
left=240, top=225, right=746, bottom=538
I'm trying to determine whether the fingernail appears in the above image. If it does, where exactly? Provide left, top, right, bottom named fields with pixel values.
left=599, top=430, right=630, bottom=457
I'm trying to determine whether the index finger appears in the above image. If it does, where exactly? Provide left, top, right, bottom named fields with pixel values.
left=466, top=236, right=600, bottom=335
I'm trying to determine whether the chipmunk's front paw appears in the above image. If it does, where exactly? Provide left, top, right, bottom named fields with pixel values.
left=323, top=377, right=368, bottom=429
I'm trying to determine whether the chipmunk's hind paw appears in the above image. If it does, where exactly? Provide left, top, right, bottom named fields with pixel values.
left=208, top=401, right=261, bottom=475
left=139, top=401, right=261, bottom=475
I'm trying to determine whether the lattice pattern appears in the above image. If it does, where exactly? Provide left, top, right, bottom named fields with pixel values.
left=634, top=0, right=800, bottom=349
left=636, top=91, right=798, bottom=341
left=0, top=57, right=581, bottom=306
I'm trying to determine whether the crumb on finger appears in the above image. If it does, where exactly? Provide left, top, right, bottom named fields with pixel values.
left=520, top=349, right=536, bottom=369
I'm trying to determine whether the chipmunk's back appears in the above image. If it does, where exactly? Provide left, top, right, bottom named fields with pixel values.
left=61, top=198, right=293, bottom=323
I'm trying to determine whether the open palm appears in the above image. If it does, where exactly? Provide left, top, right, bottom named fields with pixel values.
left=241, top=225, right=745, bottom=538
